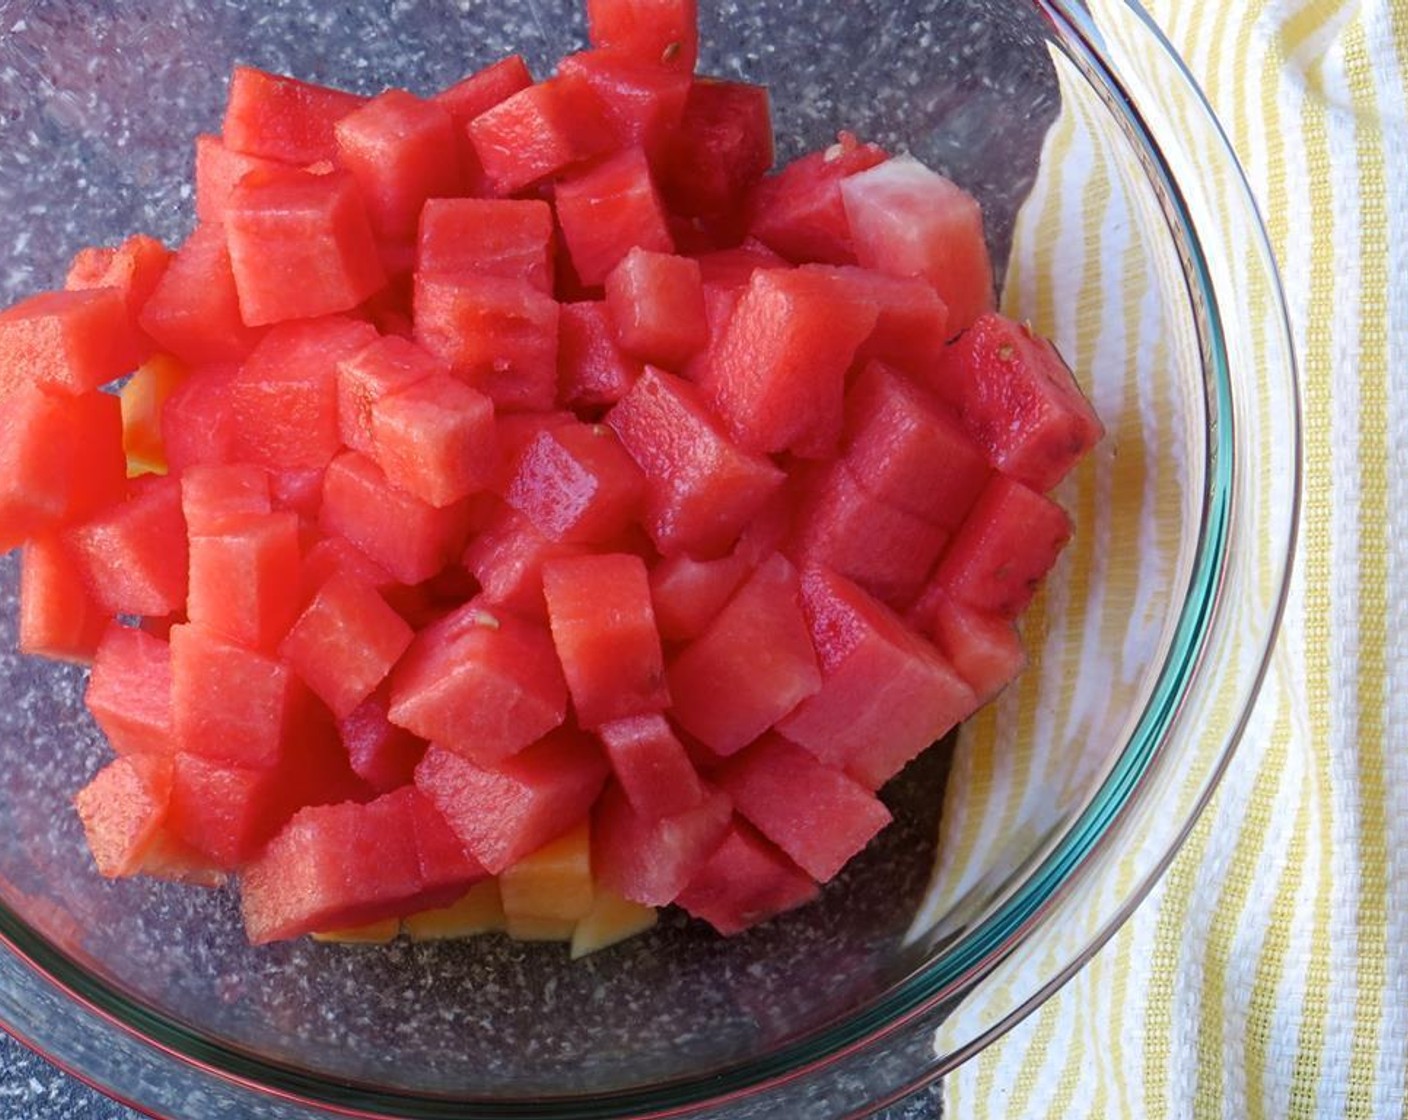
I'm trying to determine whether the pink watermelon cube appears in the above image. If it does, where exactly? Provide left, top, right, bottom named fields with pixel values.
left=557, top=300, right=645, bottom=413
left=415, top=730, right=610, bottom=874
left=0, top=288, right=146, bottom=399
left=180, top=463, right=272, bottom=535
left=85, top=624, right=175, bottom=757
left=416, top=198, right=555, bottom=293
left=388, top=599, right=568, bottom=765
left=19, top=534, right=109, bottom=663
left=139, top=225, right=265, bottom=366
left=648, top=550, right=751, bottom=644
left=505, top=421, right=646, bottom=545
left=910, top=583, right=1027, bottom=704
left=776, top=566, right=978, bottom=789
left=542, top=553, right=670, bottom=729
left=604, top=247, right=707, bottom=370
left=370, top=372, right=497, bottom=509
left=461, top=504, right=590, bottom=622
left=555, top=147, right=674, bottom=286
left=66, top=475, right=189, bottom=618
left=666, top=552, right=820, bottom=757
left=336, top=335, right=442, bottom=457
left=675, top=819, right=819, bottom=935
left=595, top=713, right=706, bottom=820
left=592, top=780, right=732, bottom=906
left=338, top=692, right=427, bottom=795
left=715, top=734, right=891, bottom=882
left=186, top=510, right=302, bottom=653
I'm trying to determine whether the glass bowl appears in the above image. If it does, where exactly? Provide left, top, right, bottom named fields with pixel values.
left=0, top=1, right=1298, bottom=1117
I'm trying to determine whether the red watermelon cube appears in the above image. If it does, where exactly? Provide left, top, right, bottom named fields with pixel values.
left=703, top=268, right=878, bottom=458
left=0, top=288, right=145, bottom=400
left=335, top=334, right=442, bottom=457
left=557, top=48, right=692, bottom=162
left=461, top=504, right=588, bottom=621
left=389, top=599, right=568, bottom=764
left=801, top=264, right=949, bottom=372
left=716, top=734, right=891, bottom=882
left=467, top=73, right=614, bottom=196
left=776, top=567, right=977, bottom=789
left=658, top=79, right=773, bottom=220
left=910, top=583, right=1027, bottom=704
left=666, top=552, right=820, bottom=757
left=74, top=755, right=175, bottom=879
left=370, top=373, right=497, bottom=508
left=66, top=475, right=189, bottom=618
left=64, top=233, right=172, bottom=324
left=433, top=54, right=534, bottom=193
left=221, top=66, right=366, bottom=166
left=165, top=753, right=285, bottom=870
left=416, top=198, right=555, bottom=293
left=413, top=273, right=559, bottom=412
left=415, top=730, right=609, bottom=874
left=160, top=362, right=241, bottom=472
left=0, top=386, right=124, bottom=553
left=692, top=240, right=789, bottom=289
left=225, top=167, right=386, bottom=327
left=186, top=510, right=302, bottom=652
left=604, top=247, right=707, bottom=370
left=280, top=572, right=414, bottom=720
left=139, top=225, right=265, bottom=365
left=557, top=301, right=644, bottom=413
left=596, top=713, right=705, bottom=819
left=748, top=133, right=889, bottom=265
left=180, top=463, right=272, bottom=535
left=543, top=553, right=670, bottom=729
left=606, top=367, right=784, bottom=558
left=648, top=550, right=750, bottom=643
left=592, top=780, right=731, bottom=906
left=675, top=819, right=819, bottom=935
left=841, top=360, right=990, bottom=531
left=585, top=0, right=699, bottom=72
left=335, top=89, right=465, bottom=241
left=839, top=155, right=994, bottom=334
left=505, top=421, right=645, bottom=545
left=228, top=317, right=378, bottom=470
left=85, top=624, right=175, bottom=758
left=555, top=147, right=674, bottom=287
left=319, top=451, right=472, bottom=585
left=928, top=312, right=1104, bottom=493
left=338, top=691, right=427, bottom=795
left=193, top=134, right=290, bottom=226
left=19, top=534, right=109, bottom=663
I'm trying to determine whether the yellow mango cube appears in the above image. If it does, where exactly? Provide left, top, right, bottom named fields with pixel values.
left=120, top=354, right=186, bottom=477
left=312, top=917, right=402, bottom=944
left=571, top=890, right=657, bottom=959
left=499, top=820, right=594, bottom=922
left=505, top=913, right=578, bottom=942
left=402, top=879, right=505, bottom=941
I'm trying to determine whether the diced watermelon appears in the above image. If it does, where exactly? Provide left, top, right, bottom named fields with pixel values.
left=335, top=90, right=464, bottom=241
left=160, top=363, right=240, bottom=472
left=648, top=549, right=750, bottom=643
left=165, top=753, right=285, bottom=870
left=716, top=734, right=890, bottom=882
left=801, top=264, right=949, bottom=372
left=703, top=269, right=878, bottom=458
left=369, top=373, right=496, bottom=509
left=542, top=553, right=669, bottom=728
left=788, top=461, right=948, bottom=610
left=280, top=572, right=414, bottom=720
left=505, top=421, right=645, bottom=545
left=679, top=282, right=739, bottom=384
left=839, top=155, right=994, bottom=334
left=0, top=289, right=145, bottom=400
left=180, top=463, right=271, bottom=535
left=225, top=167, right=386, bottom=326
left=592, top=779, right=730, bottom=905
left=416, top=198, right=555, bottom=293
left=555, top=147, right=673, bottom=286
left=399, top=785, right=490, bottom=899
left=64, top=233, right=172, bottom=323
left=467, top=73, right=614, bottom=196
left=748, top=133, right=888, bottom=265
left=606, top=367, right=784, bottom=557
left=556, top=49, right=692, bottom=162
left=139, top=225, right=265, bottom=365
left=675, top=819, right=819, bottom=935
left=389, top=600, right=568, bottom=764
left=415, top=730, right=610, bottom=873
left=268, top=466, right=327, bottom=521
left=461, top=504, right=587, bottom=620
left=74, top=755, right=175, bottom=879
left=585, top=0, right=699, bottom=72
left=604, top=247, right=706, bottom=369
left=0, top=386, right=125, bottom=553
left=320, top=451, right=472, bottom=585
left=335, top=334, right=441, bottom=457
left=300, top=533, right=396, bottom=601
left=433, top=55, right=535, bottom=193
left=932, top=474, right=1072, bottom=619
left=658, top=79, right=773, bottom=220
left=222, top=66, right=366, bottom=165
left=841, top=360, right=990, bottom=531
left=339, top=691, right=427, bottom=794
left=776, top=567, right=976, bottom=789
left=595, top=713, right=705, bottom=819
left=692, top=240, right=790, bottom=289
left=928, top=312, right=1104, bottom=493
left=557, top=300, right=644, bottom=413
left=18, top=534, right=108, bottom=662
left=66, top=475, right=188, bottom=618
left=239, top=790, right=460, bottom=944
left=909, top=583, right=1027, bottom=704
left=413, top=273, right=559, bottom=412
left=85, top=624, right=175, bottom=757
left=228, top=317, right=379, bottom=470
left=187, top=510, right=302, bottom=652
left=491, top=411, right=579, bottom=493
left=169, top=622, right=299, bottom=770
left=666, top=552, right=820, bottom=756
left=193, top=134, right=290, bottom=226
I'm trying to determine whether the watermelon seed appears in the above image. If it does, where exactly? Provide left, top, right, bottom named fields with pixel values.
left=661, top=41, right=681, bottom=64
left=471, top=608, right=501, bottom=630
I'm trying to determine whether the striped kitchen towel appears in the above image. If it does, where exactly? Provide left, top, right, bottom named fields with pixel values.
left=925, top=1, right=1407, bottom=1116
